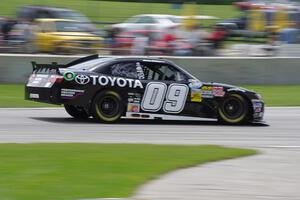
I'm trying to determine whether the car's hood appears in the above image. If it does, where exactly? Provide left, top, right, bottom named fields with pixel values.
left=203, top=82, right=253, bottom=93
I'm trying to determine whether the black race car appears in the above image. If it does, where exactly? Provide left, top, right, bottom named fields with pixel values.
left=25, top=55, right=264, bottom=124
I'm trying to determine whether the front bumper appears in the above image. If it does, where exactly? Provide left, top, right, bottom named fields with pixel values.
left=251, top=99, right=264, bottom=122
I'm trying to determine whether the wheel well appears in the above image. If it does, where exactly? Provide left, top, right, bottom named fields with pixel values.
left=225, top=91, right=254, bottom=120
left=89, top=88, right=126, bottom=114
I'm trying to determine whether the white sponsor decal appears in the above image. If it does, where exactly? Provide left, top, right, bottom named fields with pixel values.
left=188, top=79, right=202, bottom=89
left=81, top=75, right=144, bottom=89
left=136, top=62, right=145, bottom=80
left=201, top=90, right=214, bottom=98
left=29, top=93, right=39, bottom=99
left=252, top=99, right=263, bottom=113
left=61, top=89, right=84, bottom=98
left=75, top=74, right=90, bottom=85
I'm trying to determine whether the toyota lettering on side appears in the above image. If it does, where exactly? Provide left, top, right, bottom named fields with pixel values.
left=25, top=55, right=265, bottom=124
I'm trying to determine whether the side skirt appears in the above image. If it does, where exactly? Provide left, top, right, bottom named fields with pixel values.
left=122, top=112, right=218, bottom=121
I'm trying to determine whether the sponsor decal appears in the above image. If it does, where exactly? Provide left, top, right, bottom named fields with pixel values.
left=200, top=86, right=225, bottom=98
left=191, top=89, right=202, bottom=102
left=201, top=90, right=213, bottom=98
left=200, top=86, right=213, bottom=98
left=74, top=74, right=144, bottom=89
left=127, top=103, right=140, bottom=113
left=128, top=92, right=142, bottom=103
left=64, top=71, right=76, bottom=81
left=212, top=86, right=225, bottom=97
left=201, top=86, right=213, bottom=91
left=27, top=74, right=55, bottom=88
left=254, top=112, right=264, bottom=118
left=136, top=62, right=145, bottom=80
left=188, top=80, right=202, bottom=89
left=252, top=99, right=263, bottom=113
left=127, top=92, right=142, bottom=113
left=29, top=93, right=39, bottom=99
left=75, top=74, right=90, bottom=85
left=61, top=88, right=84, bottom=99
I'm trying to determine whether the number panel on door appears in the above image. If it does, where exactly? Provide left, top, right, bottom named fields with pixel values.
left=141, top=82, right=189, bottom=114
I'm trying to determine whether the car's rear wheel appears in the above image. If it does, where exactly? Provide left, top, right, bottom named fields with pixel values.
left=91, top=91, right=124, bottom=123
left=64, top=104, right=90, bottom=119
left=218, top=93, right=249, bottom=124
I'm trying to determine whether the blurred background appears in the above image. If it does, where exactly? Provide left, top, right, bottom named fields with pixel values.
left=1, top=0, right=300, bottom=57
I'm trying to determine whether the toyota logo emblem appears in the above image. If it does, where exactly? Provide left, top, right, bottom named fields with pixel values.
left=75, top=75, right=90, bottom=85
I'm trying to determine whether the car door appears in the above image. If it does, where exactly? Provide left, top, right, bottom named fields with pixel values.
left=136, top=61, right=191, bottom=115
left=102, top=61, right=145, bottom=114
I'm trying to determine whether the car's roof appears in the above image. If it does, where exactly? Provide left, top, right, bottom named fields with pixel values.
left=100, top=56, right=169, bottom=63
left=68, top=56, right=170, bottom=71
left=68, top=55, right=197, bottom=80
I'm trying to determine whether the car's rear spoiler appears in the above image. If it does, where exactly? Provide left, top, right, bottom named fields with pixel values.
left=65, top=54, right=98, bottom=67
left=31, top=54, right=99, bottom=74
left=31, top=62, right=66, bottom=74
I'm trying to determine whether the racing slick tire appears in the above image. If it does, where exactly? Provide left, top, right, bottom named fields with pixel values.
left=64, top=104, right=90, bottom=119
left=218, top=93, right=249, bottom=124
left=91, top=91, right=124, bottom=123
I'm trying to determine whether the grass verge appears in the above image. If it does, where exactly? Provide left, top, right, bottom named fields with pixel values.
left=0, top=143, right=256, bottom=200
left=0, top=84, right=299, bottom=107
left=0, top=84, right=57, bottom=107
left=1, top=1, right=238, bottom=24
left=244, top=85, right=300, bottom=106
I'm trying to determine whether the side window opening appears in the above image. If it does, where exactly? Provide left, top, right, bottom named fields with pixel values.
left=140, top=62, right=188, bottom=82
left=110, top=62, right=138, bottom=79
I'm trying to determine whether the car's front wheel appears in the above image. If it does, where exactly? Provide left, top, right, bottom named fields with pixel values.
left=64, top=104, right=90, bottom=119
left=91, top=91, right=124, bottom=123
left=218, top=93, right=249, bottom=124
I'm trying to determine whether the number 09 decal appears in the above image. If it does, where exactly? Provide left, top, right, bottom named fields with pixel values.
left=141, top=82, right=189, bottom=113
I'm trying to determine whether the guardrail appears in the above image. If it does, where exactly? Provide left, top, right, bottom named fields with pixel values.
left=0, top=54, right=299, bottom=85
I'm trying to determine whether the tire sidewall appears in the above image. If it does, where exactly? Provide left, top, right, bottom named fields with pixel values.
left=91, top=90, right=124, bottom=123
left=218, top=93, right=249, bottom=124
left=64, top=104, right=90, bottom=119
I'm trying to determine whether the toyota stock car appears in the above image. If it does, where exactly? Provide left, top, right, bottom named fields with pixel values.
left=25, top=55, right=264, bottom=124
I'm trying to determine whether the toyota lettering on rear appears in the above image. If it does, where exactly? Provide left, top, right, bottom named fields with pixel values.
left=73, top=74, right=143, bottom=89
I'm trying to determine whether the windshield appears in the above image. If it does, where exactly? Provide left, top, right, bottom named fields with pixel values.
left=68, top=58, right=113, bottom=71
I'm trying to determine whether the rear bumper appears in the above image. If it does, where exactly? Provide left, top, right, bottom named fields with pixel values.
left=25, top=86, right=61, bottom=105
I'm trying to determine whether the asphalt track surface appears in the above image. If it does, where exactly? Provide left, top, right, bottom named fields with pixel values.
left=0, top=107, right=299, bottom=148
left=0, top=107, right=300, bottom=200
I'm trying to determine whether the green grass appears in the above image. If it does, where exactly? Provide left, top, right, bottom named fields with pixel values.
left=0, top=84, right=299, bottom=107
left=244, top=85, right=300, bottom=106
left=0, top=143, right=256, bottom=200
left=0, top=84, right=57, bottom=107
left=0, top=0, right=239, bottom=24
